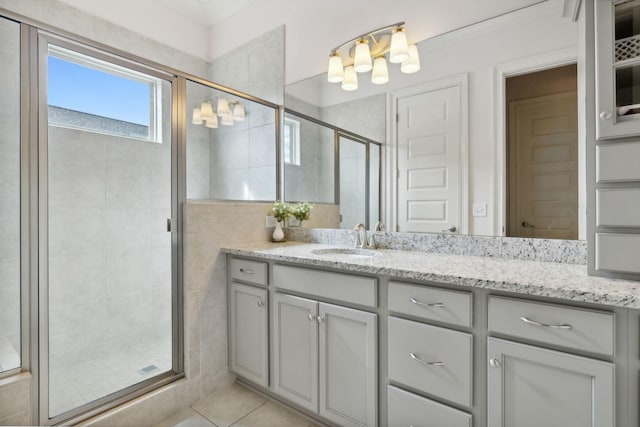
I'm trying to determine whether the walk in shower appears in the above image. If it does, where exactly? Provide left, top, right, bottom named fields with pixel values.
left=40, top=35, right=179, bottom=422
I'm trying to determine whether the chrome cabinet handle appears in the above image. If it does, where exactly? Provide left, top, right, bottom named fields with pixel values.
left=257, top=300, right=263, bottom=307
left=308, top=314, right=316, bottom=321
left=519, top=316, right=572, bottom=330
left=409, top=352, right=445, bottom=367
left=441, top=226, right=457, bottom=233
left=239, top=268, right=254, bottom=274
left=521, top=221, right=535, bottom=228
left=409, top=297, right=445, bottom=308
left=489, top=358, right=501, bottom=368
left=317, top=316, right=325, bottom=323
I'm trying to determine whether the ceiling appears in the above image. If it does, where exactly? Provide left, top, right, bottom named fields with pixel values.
left=54, top=0, right=556, bottom=84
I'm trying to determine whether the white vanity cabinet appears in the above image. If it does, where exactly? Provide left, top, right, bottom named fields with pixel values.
left=228, top=258, right=269, bottom=387
left=271, top=265, right=377, bottom=427
left=487, top=297, right=615, bottom=427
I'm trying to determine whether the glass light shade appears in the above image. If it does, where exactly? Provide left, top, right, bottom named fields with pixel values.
left=353, top=39, right=372, bottom=73
left=205, top=115, right=218, bottom=128
left=341, top=65, right=358, bottom=91
left=221, top=114, right=234, bottom=126
left=217, top=98, right=232, bottom=117
left=232, top=103, right=246, bottom=121
left=371, top=57, right=389, bottom=85
left=401, top=44, right=421, bottom=74
left=200, top=102, right=215, bottom=120
left=327, top=53, right=344, bottom=83
left=389, top=28, right=409, bottom=63
left=192, top=107, right=203, bottom=125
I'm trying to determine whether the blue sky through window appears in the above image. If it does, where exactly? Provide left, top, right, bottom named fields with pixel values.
left=48, top=56, right=151, bottom=126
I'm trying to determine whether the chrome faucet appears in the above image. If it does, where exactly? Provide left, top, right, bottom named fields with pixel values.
left=353, top=223, right=369, bottom=248
left=369, top=221, right=385, bottom=249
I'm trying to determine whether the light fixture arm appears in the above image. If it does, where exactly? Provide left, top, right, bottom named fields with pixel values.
left=330, top=21, right=405, bottom=54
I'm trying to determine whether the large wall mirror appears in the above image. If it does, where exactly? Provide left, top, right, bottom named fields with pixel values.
left=283, top=1, right=584, bottom=239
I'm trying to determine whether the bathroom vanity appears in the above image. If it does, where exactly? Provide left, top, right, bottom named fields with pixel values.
left=224, top=242, right=640, bottom=427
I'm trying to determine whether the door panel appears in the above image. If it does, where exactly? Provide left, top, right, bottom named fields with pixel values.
left=319, top=303, right=376, bottom=427
left=487, top=337, right=614, bottom=427
left=272, top=293, right=318, bottom=412
left=508, top=92, right=578, bottom=239
left=229, top=283, right=268, bottom=387
left=398, top=85, right=461, bottom=233
left=43, top=39, right=175, bottom=421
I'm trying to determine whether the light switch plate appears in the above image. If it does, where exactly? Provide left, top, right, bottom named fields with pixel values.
left=472, top=203, right=488, bottom=217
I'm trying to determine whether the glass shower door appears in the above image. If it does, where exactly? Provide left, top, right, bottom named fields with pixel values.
left=43, top=38, right=176, bottom=421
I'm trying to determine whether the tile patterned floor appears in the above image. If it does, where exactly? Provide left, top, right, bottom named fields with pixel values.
left=49, top=340, right=172, bottom=417
left=154, top=383, right=323, bottom=427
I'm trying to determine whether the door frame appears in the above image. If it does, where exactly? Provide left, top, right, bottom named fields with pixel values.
left=389, top=74, right=469, bottom=234
left=493, top=47, right=584, bottom=238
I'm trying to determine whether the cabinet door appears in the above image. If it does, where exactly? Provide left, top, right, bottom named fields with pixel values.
left=318, top=303, right=377, bottom=427
left=272, top=293, right=319, bottom=412
left=596, top=0, right=640, bottom=139
left=229, top=283, right=269, bottom=387
left=487, top=337, right=614, bottom=427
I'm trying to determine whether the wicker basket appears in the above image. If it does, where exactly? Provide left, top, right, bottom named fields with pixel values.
left=615, top=34, right=640, bottom=62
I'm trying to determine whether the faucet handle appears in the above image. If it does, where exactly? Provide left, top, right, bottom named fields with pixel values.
left=374, top=221, right=385, bottom=232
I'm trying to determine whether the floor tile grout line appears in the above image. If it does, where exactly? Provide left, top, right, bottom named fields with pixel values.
left=228, top=400, right=269, bottom=426
left=191, top=404, right=221, bottom=427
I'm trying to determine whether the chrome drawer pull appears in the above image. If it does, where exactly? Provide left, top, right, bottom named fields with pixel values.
left=409, top=352, right=445, bottom=367
left=308, top=314, right=316, bottom=321
left=257, top=300, right=264, bottom=307
left=239, top=268, right=254, bottom=274
left=519, top=316, right=572, bottom=330
left=409, top=297, right=445, bottom=308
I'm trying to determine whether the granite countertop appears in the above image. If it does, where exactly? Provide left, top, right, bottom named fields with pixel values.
left=222, top=241, right=640, bottom=309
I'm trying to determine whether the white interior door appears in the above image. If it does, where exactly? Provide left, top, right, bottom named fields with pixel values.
left=508, top=91, right=578, bottom=239
left=397, top=85, right=462, bottom=233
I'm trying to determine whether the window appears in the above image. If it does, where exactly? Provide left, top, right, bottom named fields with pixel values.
left=47, top=46, right=163, bottom=142
left=283, top=117, right=301, bottom=165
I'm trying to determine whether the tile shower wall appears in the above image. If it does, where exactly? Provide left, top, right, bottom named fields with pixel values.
left=203, top=27, right=284, bottom=202
left=209, top=102, right=277, bottom=201
left=320, top=93, right=386, bottom=144
left=207, top=26, right=284, bottom=106
left=0, top=15, right=20, bottom=374
left=47, top=122, right=172, bottom=369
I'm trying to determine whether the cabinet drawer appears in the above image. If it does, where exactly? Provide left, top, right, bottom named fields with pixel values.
left=388, top=281, right=472, bottom=327
left=388, top=317, right=472, bottom=407
left=229, top=258, right=268, bottom=286
left=597, top=142, right=640, bottom=182
left=388, top=386, right=471, bottom=427
left=488, top=296, right=614, bottom=356
left=596, top=233, right=640, bottom=274
left=597, top=189, right=640, bottom=227
left=273, top=264, right=376, bottom=308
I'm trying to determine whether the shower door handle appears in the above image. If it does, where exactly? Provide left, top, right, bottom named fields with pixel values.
left=167, top=218, right=173, bottom=232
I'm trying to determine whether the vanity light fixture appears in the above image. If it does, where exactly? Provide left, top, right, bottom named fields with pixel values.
left=192, top=98, right=246, bottom=129
left=327, top=22, right=420, bottom=91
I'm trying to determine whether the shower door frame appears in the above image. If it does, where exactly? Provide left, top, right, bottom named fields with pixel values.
left=34, top=30, right=185, bottom=426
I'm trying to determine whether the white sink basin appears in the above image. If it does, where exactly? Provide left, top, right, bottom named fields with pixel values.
left=310, top=248, right=381, bottom=259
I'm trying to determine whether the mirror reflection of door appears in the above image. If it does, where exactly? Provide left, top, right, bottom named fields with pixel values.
left=397, top=84, right=462, bottom=234
left=506, top=64, right=578, bottom=239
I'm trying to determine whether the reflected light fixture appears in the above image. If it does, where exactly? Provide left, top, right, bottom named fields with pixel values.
left=327, top=22, right=420, bottom=91
left=192, top=98, right=245, bottom=129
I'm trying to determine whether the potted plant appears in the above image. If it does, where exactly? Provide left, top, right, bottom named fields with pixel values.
left=290, top=202, right=313, bottom=227
left=271, top=200, right=290, bottom=242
